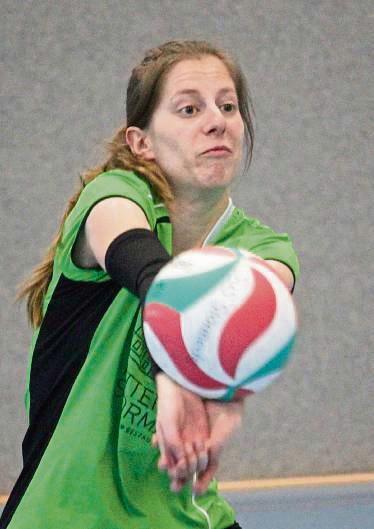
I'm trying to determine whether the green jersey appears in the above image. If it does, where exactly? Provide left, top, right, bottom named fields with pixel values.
left=1, top=170, right=299, bottom=529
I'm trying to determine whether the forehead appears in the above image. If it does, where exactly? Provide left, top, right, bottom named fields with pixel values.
left=161, top=55, right=236, bottom=97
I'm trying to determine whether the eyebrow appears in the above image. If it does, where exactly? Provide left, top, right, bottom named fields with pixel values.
left=171, top=87, right=237, bottom=100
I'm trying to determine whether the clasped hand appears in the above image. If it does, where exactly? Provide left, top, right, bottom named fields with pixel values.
left=153, top=373, right=245, bottom=495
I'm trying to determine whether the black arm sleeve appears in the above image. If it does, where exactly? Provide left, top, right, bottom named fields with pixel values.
left=104, top=228, right=171, bottom=304
left=104, top=228, right=172, bottom=376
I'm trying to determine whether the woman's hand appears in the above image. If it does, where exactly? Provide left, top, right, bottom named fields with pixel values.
left=192, top=398, right=245, bottom=495
left=154, top=373, right=246, bottom=494
left=154, top=373, right=210, bottom=492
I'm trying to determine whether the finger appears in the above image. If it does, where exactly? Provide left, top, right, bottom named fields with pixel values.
left=184, top=442, right=198, bottom=476
left=206, top=434, right=224, bottom=463
left=158, top=422, right=186, bottom=470
left=158, top=452, right=169, bottom=472
left=198, top=451, right=209, bottom=473
left=152, top=433, right=159, bottom=448
left=157, top=425, right=177, bottom=470
left=170, top=475, right=188, bottom=493
left=192, top=442, right=220, bottom=495
left=193, top=440, right=209, bottom=473
left=192, top=459, right=219, bottom=496
left=168, top=453, right=189, bottom=481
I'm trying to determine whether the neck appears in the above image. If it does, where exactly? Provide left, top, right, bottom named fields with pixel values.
left=170, top=189, right=230, bottom=255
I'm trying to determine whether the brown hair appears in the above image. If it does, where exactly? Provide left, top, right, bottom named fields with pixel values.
left=18, top=40, right=255, bottom=328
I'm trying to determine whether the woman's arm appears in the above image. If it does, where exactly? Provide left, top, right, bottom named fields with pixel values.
left=83, top=197, right=151, bottom=268
left=84, top=198, right=212, bottom=490
left=266, top=260, right=295, bottom=292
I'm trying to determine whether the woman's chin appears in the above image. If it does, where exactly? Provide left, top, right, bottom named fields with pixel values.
left=200, top=167, right=235, bottom=188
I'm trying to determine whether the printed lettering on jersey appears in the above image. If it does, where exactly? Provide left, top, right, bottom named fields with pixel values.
left=116, top=318, right=158, bottom=449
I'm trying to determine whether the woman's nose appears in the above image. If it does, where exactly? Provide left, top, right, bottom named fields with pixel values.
left=202, top=106, right=226, bottom=135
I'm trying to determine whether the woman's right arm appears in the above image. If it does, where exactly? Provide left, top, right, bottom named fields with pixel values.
left=84, top=197, right=151, bottom=268
left=84, top=197, right=211, bottom=491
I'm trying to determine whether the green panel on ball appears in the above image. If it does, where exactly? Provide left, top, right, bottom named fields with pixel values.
left=239, top=334, right=296, bottom=386
left=221, top=335, right=296, bottom=401
left=145, top=260, right=238, bottom=312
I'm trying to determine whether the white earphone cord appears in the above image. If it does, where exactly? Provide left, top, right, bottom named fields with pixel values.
left=191, top=472, right=212, bottom=529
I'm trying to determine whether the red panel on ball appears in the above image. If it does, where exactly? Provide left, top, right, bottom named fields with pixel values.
left=144, top=303, right=226, bottom=390
left=219, top=268, right=276, bottom=378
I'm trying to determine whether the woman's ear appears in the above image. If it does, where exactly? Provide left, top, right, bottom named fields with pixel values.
left=125, top=127, right=155, bottom=161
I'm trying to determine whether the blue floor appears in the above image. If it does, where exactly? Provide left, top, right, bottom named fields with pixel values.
left=1, top=482, right=373, bottom=528
left=222, top=482, right=374, bottom=529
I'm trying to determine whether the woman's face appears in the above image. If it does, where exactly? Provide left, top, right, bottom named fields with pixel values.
left=144, top=56, right=245, bottom=197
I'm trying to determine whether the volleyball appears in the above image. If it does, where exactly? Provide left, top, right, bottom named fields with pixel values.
left=143, top=246, right=297, bottom=401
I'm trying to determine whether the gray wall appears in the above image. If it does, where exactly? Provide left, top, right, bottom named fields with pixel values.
left=1, top=0, right=373, bottom=493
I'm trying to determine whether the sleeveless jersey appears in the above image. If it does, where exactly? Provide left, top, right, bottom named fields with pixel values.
left=1, top=169, right=300, bottom=529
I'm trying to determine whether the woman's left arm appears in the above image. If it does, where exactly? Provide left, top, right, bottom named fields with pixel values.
left=266, top=260, right=295, bottom=292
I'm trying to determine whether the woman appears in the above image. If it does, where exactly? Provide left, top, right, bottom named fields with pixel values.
left=1, top=40, right=299, bottom=528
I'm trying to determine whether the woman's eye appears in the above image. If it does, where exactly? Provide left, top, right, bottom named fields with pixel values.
left=221, top=103, right=236, bottom=112
left=180, top=105, right=198, bottom=116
